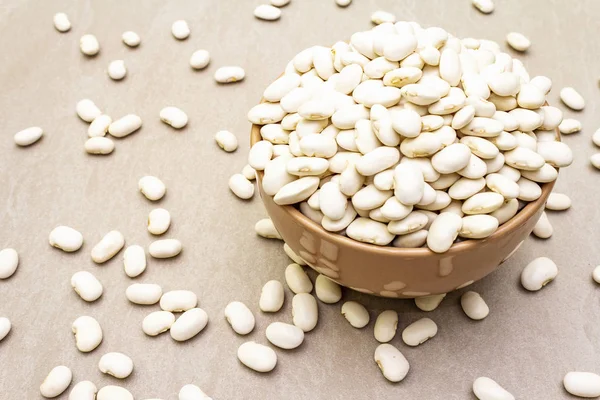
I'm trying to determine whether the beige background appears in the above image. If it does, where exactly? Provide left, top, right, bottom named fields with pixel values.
left=1, top=0, right=599, bottom=399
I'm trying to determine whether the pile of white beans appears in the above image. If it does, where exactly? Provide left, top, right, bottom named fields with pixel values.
left=243, top=22, right=573, bottom=253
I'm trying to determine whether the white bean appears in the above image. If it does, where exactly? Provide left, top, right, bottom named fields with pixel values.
left=315, top=274, right=342, bottom=304
left=593, top=128, right=600, bottom=147
left=0, top=248, right=19, bottom=279
left=414, top=293, right=446, bottom=311
left=189, top=49, right=211, bottom=70
left=80, top=34, right=100, bottom=56
left=91, top=230, right=125, bottom=263
left=72, top=316, right=103, bottom=352
left=137, top=177, right=165, bottom=202
left=486, top=173, right=520, bottom=199
left=171, top=308, right=209, bottom=341
left=215, top=66, right=246, bottom=83
left=71, top=271, right=103, bottom=302
left=229, top=174, right=255, bottom=199
left=123, top=245, right=147, bottom=278
left=40, top=366, right=72, bottom=398
left=126, top=283, right=162, bottom=305
left=160, top=107, right=188, bottom=129
left=254, top=5, right=282, bottom=21
left=530, top=75, right=552, bottom=94
left=285, top=263, right=313, bottom=294
left=460, top=291, right=489, bottom=320
left=99, top=352, right=133, bottom=379
left=559, top=118, right=582, bottom=134
left=53, top=13, right=71, bottom=32
left=107, top=60, right=127, bottom=80
left=69, top=381, right=97, bottom=400
left=473, top=377, right=515, bottom=400
left=341, top=301, right=370, bottom=328
left=459, top=215, right=499, bottom=239
left=260, top=280, right=285, bottom=312
left=88, top=115, right=112, bottom=137
left=145, top=210, right=170, bottom=237
left=532, top=211, right=553, bottom=239
left=374, top=344, right=410, bottom=383
left=402, top=317, right=437, bottom=346
left=394, top=163, right=424, bottom=205
left=97, top=386, right=133, bottom=400
left=336, top=0, right=352, bottom=6
left=122, top=31, right=140, bottom=47
left=108, top=114, right=142, bottom=137
left=225, top=301, right=255, bottom=335
left=266, top=322, right=304, bottom=349
left=521, top=256, right=557, bottom=291
left=563, top=372, right=600, bottom=398
left=374, top=310, right=398, bottom=343
left=237, top=341, right=277, bottom=372
left=592, top=153, right=600, bottom=170
left=242, top=164, right=256, bottom=180
left=160, top=290, right=197, bottom=311
left=172, top=20, right=190, bottom=39
left=254, top=218, right=282, bottom=240
left=356, top=147, right=400, bottom=176
left=76, top=99, right=102, bottom=122
left=179, top=384, right=212, bottom=400
left=142, top=311, right=175, bottom=336
left=49, top=226, right=83, bottom=252
left=292, top=293, right=318, bottom=332
left=506, top=32, right=530, bottom=51
left=546, top=193, right=571, bottom=211
left=14, top=126, right=43, bottom=146
left=560, top=87, right=585, bottom=110
left=0, top=317, right=10, bottom=342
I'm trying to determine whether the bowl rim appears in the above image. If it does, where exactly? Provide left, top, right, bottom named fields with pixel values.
left=250, top=101, right=558, bottom=258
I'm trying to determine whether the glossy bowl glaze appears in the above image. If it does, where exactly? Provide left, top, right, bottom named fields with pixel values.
left=251, top=116, right=557, bottom=298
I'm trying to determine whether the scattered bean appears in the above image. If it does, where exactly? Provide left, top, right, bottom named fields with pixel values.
left=521, top=256, right=557, bottom=291
left=107, top=60, right=127, bottom=80
left=72, top=316, right=103, bottom=352
left=259, top=280, right=285, bottom=312
left=126, top=283, right=162, bottom=305
left=71, top=271, right=103, bottom=302
left=49, top=226, right=83, bottom=252
left=91, top=230, right=125, bottom=263
left=237, top=341, right=277, bottom=372
left=224, top=301, right=255, bottom=335
left=460, top=291, right=489, bottom=320
left=374, top=344, right=410, bottom=383
left=53, top=13, right=71, bottom=32
left=160, top=290, right=197, bottom=312
left=122, top=31, right=140, bottom=47
left=266, top=322, right=304, bottom=349
left=40, top=366, right=72, bottom=398
left=143, top=311, right=175, bottom=336
left=172, top=20, right=190, bottom=40
left=170, top=308, right=209, bottom=341
left=160, top=107, right=188, bottom=129
left=0, top=248, right=18, bottom=279
left=123, top=245, right=147, bottom=278
left=14, top=127, right=43, bottom=146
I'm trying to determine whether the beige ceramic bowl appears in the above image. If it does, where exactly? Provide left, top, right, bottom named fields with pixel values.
left=251, top=118, right=557, bottom=298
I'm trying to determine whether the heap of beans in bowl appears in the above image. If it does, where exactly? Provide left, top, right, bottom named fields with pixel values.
left=245, top=21, right=573, bottom=253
